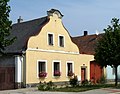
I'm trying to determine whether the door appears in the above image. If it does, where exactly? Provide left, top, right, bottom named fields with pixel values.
left=0, top=67, right=15, bottom=90
left=90, top=61, right=103, bottom=83
left=81, top=68, right=86, bottom=81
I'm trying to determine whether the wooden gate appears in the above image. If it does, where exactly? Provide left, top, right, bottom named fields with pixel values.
left=90, top=61, right=103, bottom=83
left=0, top=67, right=15, bottom=90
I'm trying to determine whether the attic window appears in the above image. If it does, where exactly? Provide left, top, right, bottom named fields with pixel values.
left=48, top=33, right=54, bottom=46
left=59, top=35, right=64, bottom=47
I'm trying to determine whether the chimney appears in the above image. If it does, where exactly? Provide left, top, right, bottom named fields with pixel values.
left=17, top=16, right=23, bottom=23
left=84, top=31, right=88, bottom=36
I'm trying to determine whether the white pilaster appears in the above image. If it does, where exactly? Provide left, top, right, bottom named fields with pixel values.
left=15, top=56, right=23, bottom=83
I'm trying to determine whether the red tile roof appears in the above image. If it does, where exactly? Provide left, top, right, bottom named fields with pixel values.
left=72, top=34, right=103, bottom=55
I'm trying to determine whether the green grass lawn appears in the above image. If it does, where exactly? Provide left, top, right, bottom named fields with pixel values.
left=38, top=84, right=120, bottom=92
left=50, top=84, right=113, bottom=92
left=50, top=86, right=99, bottom=92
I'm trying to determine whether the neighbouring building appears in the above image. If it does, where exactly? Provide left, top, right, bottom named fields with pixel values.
left=72, top=32, right=103, bottom=83
left=72, top=31, right=120, bottom=83
left=0, top=9, right=94, bottom=90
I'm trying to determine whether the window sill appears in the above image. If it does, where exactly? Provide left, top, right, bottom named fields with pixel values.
left=48, top=44, right=55, bottom=46
left=37, top=76, right=48, bottom=79
left=53, top=76, right=61, bottom=78
left=59, top=45, right=64, bottom=47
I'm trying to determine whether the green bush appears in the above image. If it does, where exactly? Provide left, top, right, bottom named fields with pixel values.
left=38, top=81, right=55, bottom=91
left=99, top=76, right=106, bottom=84
left=69, top=75, right=78, bottom=87
left=47, top=81, right=54, bottom=86
left=81, top=79, right=89, bottom=86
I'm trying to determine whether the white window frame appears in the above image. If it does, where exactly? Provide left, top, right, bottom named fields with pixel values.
left=47, top=32, right=55, bottom=46
left=37, top=60, right=47, bottom=78
left=52, top=60, right=61, bottom=77
left=58, top=34, right=65, bottom=47
left=66, top=61, right=74, bottom=77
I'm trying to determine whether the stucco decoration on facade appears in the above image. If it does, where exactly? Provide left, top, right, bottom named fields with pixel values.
left=47, top=9, right=63, bottom=19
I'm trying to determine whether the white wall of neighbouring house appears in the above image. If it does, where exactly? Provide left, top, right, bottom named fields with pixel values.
left=106, top=65, right=120, bottom=80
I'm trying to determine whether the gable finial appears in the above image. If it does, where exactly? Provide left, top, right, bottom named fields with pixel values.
left=47, top=9, right=64, bottom=19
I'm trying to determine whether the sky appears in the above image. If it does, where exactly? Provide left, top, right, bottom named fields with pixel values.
left=9, top=0, right=120, bottom=36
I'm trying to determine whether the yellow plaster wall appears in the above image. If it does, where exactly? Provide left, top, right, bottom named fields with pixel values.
left=25, top=50, right=94, bottom=84
left=28, top=14, right=79, bottom=53
left=25, top=13, right=94, bottom=84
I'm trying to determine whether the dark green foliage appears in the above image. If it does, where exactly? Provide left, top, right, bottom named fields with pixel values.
left=95, top=18, right=120, bottom=86
left=0, top=0, right=16, bottom=53
left=69, top=75, right=78, bottom=87
left=81, top=79, right=89, bottom=86
left=97, top=76, right=106, bottom=84
left=38, top=81, right=56, bottom=91
left=38, top=83, right=120, bottom=92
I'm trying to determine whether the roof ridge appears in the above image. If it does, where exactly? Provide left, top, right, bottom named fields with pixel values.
left=72, top=34, right=97, bottom=38
left=5, top=16, right=49, bottom=53
left=12, top=16, right=47, bottom=25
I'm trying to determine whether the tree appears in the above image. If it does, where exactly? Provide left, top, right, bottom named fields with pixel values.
left=94, top=18, right=120, bottom=86
left=0, top=0, right=15, bottom=54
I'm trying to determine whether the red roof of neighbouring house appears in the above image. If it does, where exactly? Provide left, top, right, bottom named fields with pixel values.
left=72, top=34, right=103, bottom=55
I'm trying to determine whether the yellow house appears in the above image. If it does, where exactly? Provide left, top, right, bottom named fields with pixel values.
left=2, top=9, right=94, bottom=88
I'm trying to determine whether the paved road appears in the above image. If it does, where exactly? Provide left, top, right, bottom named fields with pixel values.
left=0, top=88, right=120, bottom=94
